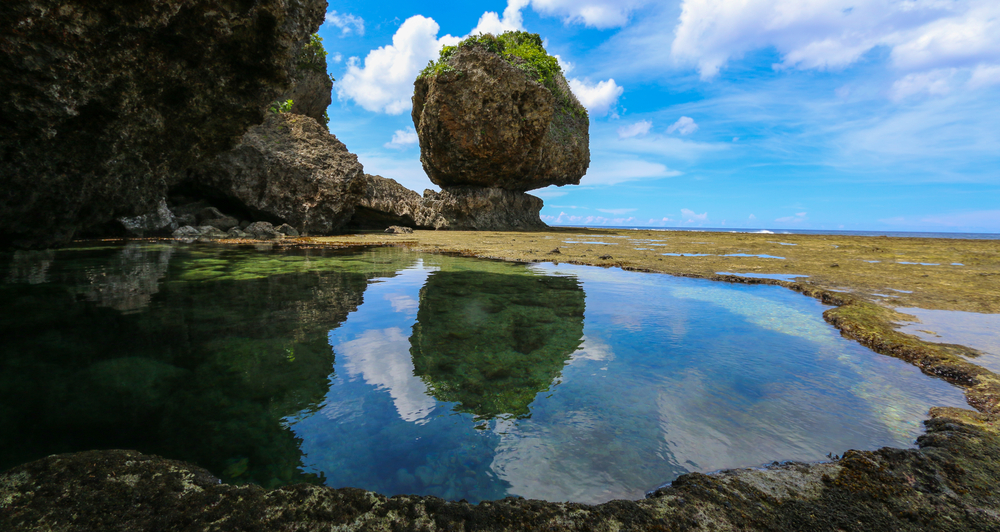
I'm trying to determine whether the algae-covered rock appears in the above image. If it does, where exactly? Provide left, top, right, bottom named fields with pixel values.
left=412, top=32, right=589, bottom=192
left=4, top=408, right=1000, bottom=531
left=410, top=270, right=585, bottom=418
left=190, top=113, right=365, bottom=235
left=0, top=0, right=327, bottom=249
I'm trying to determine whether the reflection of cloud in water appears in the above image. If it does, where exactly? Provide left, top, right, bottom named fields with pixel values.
left=385, top=293, right=419, bottom=315
left=337, top=327, right=435, bottom=424
left=569, top=336, right=615, bottom=364
left=896, top=307, right=1000, bottom=373
left=490, top=411, right=638, bottom=503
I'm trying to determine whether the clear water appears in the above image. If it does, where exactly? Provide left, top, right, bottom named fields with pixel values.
left=0, top=243, right=966, bottom=504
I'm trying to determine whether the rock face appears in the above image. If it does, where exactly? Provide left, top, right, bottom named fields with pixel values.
left=351, top=174, right=448, bottom=230
left=4, top=408, right=1000, bottom=531
left=423, top=187, right=547, bottom=231
left=412, top=36, right=589, bottom=192
left=349, top=175, right=544, bottom=231
left=281, top=36, right=333, bottom=127
left=0, top=0, right=327, bottom=248
left=190, top=113, right=365, bottom=235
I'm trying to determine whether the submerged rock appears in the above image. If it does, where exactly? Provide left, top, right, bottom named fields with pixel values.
left=0, top=0, right=326, bottom=248
left=412, top=32, right=589, bottom=192
left=190, top=114, right=365, bottom=235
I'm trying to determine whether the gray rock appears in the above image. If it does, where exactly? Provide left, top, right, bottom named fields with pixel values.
left=412, top=36, right=589, bottom=192
left=350, top=174, right=448, bottom=230
left=195, top=226, right=227, bottom=239
left=239, top=220, right=252, bottom=230
left=385, top=225, right=414, bottom=234
left=422, top=187, right=547, bottom=231
left=175, top=214, right=197, bottom=227
left=190, top=114, right=366, bottom=236
left=172, top=226, right=201, bottom=238
left=201, top=216, right=240, bottom=232
left=0, top=0, right=327, bottom=249
left=280, top=37, right=334, bottom=127
left=117, top=198, right=177, bottom=237
left=244, top=221, right=281, bottom=240
left=275, top=224, right=300, bottom=237
left=226, top=228, right=249, bottom=239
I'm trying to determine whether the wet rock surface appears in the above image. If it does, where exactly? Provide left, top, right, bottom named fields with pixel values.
left=2, top=408, right=999, bottom=531
left=188, top=113, right=366, bottom=235
left=413, top=45, right=589, bottom=192
left=0, top=0, right=326, bottom=249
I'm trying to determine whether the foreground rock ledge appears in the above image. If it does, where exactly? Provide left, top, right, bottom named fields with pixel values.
left=2, top=408, right=999, bottom=531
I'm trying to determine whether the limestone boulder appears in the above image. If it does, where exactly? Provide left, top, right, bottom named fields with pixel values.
left=0, top=0, right=326, bottom=248
left=423, top=187, right=547, bottom=231
left=412, top=40, right=589, bottom=192
left=190, top=114, right=366, bottom=235
left=350, top=174, right=448, bottom=230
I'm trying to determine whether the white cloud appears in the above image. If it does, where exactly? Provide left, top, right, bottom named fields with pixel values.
left=775, top=212, right=808, bottom=223
left=669, top=0, right=1000, bottom=92
left=356, top=152, right=437, bottom=194
left=532, top=187, right=569, bottom=199
left=749, top=214, right=756, bottom=220
left=617, top=120, right=652, bottom=139
left=330, top=52, right=343, bottom=64
left=555, top=54, right=574, bottom=74
left=969, top=65, right=1000, bottom=90
left=890, top=68, right=956, bottom=100
left=336, top=16, right=460, bottom=115
left=472, top=0, right=529, bottom=35
left=384, top=127, right=419, bottom=149
left=582, top=158, right=681, bottom=186
left=529, top=0, right=649, bottom=29
left=325, top=10, right=365, bottom=36
left=542, top=212, right=641, bottom=226
left=666, top=116, right=698, bottom=135
left=597, top=208, right=637, bottom=215
left=568, top=78, right=624, bottom=116
left=680, top=208, right=708, bottom=222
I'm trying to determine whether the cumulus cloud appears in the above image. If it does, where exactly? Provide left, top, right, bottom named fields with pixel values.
left=669, top=0, right=1000, bottom=93
left=617, top=120, right=652, bottom=139
left=568, top=78, right=624, bottom=116
left=666, top=116, right=698, bottom=135
left=472, top=0, right=528, bottom=35
left=337, top=16, right=460, bottom=114
left=384, top=127, right=419, bottom=149
left=330, top=52, right=343, bottom=64
left=325, top=11, right=365, bottom=36
left=530, top=0, right=649, bottom=29
left=680, top=208, right=708, bottom=222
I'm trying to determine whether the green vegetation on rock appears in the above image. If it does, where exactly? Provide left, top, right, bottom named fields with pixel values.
left=419, top=31, right=584, bottom=117
left=297, top=34, right=328, bottom=74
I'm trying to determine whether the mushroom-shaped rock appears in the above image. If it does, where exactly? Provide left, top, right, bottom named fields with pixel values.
left=412, top=32, right=589, bottom=192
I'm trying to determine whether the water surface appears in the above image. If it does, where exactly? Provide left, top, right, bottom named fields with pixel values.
left=0, top=243, right=966, bottom=503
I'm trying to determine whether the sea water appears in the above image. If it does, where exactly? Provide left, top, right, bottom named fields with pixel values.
left=0, top=242, right=966, bottom=503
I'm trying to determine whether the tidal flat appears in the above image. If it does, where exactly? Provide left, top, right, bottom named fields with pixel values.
left=3, top=229, right=1000, bottom=530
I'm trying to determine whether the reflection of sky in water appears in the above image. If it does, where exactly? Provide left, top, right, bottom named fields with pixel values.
left=895, top=307, right=1000, bottom=374
left=716, top=272, right=808, bottom=281
left=288, top=255, right=966, bottom=505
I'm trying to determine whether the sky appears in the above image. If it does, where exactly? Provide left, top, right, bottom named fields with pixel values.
left=316, top=0, right=1000, bottom=233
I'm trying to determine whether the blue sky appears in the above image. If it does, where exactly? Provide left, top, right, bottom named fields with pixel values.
left=317, top=0, right=1000, bottom=233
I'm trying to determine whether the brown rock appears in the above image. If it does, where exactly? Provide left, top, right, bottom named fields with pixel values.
left=412, top=45, right=589, bottom=192
left=422, top=187, right=547, bottom=231
left=191, top=114, right=366, bottom=235
left=350, top=174, right=448, bottom=230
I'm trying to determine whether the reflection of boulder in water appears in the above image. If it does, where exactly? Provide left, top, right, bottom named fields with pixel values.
left=410, top=271, right=585, bottom=419
left=0, top=245, right=379, bottom=488
left=77, top=243, right=175, bottom=313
